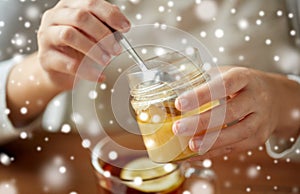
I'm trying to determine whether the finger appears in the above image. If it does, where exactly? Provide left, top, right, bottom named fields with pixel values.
left=189, top=113, right=257, bottom=152
left=40, top=48, right=80, bottom=75
left=65, top=0, right=131, bottom=32
left=48, top=7, right=122, bottom=56
left=97, top=34, right=123, bottom=56
left=40, top=49, right=104, bottom=83
left=175, top=67, right=251, bottom=111
left=188, top=132, right=264, bottom=161
left=173, top=90, right=255, bottom=136
left=89, top=1, right=131, bottom=32
left=47, top=25, right=111, bottom=66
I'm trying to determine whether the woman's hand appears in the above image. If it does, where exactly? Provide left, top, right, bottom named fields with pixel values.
left=38, top=0, right=130, bottom=90
left=7, top=0, right=130, bottom=126
left=172, top=66, right=300, bottom=159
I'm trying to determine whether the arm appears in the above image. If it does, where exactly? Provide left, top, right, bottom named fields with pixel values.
left=7, top=53, right=62, bottom=127
left=5, top=0, right=130, bottom=128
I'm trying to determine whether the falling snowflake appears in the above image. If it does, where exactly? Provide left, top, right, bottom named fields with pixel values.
left=24, top=21, right=31, bottom=28
left=194, top=0, right=218, bottom=22
left=246, top=187, right=251, bottom=192
left=25, top=5, right=41, bottom=20
left=0, top=153, right=12, bottom=166
left=82, top=139, right=91, bottom=148
left=200, top=31, right=207, bottom=38
left=202, top=159, right=212, bottom=168
left=188, top=180, right=215, bottom=194
left=36, top=146, right=42, bottom=152
left=88, top=90, right=98, bottom=100
left=256, top=19, right=262, bottom=26
left=99, top=83, right=107, bottom=90
left=40, top=156, right=70, bottom=192
left=218, top=46, right=225, bottom=52
left=0, top=181, right=18, bottom=194
left=108, top=151, right=118, bottom=160
left=228, top=8, right=236, bottom=15
left=246, top=166, right=259, bottom=179
left=20, top=107, right=28, bottom=114
left=53, top=100, right=61, bottom=107
left=183, top=190, right=191, bottom=194
left=290, top=30, right=296, bottom=36
left=259, top=11, right=265, bottom=17
left=244, top=35, right=251, bottom=42
left=20, top=131, right=28, bottom=139
left=61, top=124, right=71, bottom=134
left=4, top=108, right=10, bottom=115
left=0, top=21, right=5, bottom=27
left=135, top=13, right=142, bottom=20
left=176, top=16, right=182, bottom=21
left=129, top=0, right=140, bottom=4
left=59, top=166, right=67, bottom=174
left=11, top=33, right=26, bottom=47
left=214, top=29, right=224, bottom=38
left=238, top=19, right=249, bottom=30
left=276, top=10, right=283, bottom=17
left=273, top=55, right=280, bottom=62
left=167, top=1, right=174, bottom=7
left=265, top=39, right=272, bottom=45
left=158, top=5, right=165, bottom=13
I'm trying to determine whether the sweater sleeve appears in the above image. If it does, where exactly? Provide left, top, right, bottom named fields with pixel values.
left=266, top=136, right=300, bottom=161
left=0, top=58, right=70, bottom=144
left=265, top=74, right=300, bottom=161
left=0, top=58, right=39, bottom=143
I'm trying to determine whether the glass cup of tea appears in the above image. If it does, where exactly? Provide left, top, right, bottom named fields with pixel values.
left=91, top=133, right=218, bottom=194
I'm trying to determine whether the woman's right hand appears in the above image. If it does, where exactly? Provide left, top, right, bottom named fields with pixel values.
left=37, top=0, right=130, bottom=90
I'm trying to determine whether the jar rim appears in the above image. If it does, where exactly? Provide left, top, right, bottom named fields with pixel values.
left=130, top=70, right=207, bottom=99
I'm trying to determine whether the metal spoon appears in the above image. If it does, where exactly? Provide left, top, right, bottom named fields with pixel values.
left=113, top=31, right=174, bottom=83
left=113, top=31, right=149, bottom=72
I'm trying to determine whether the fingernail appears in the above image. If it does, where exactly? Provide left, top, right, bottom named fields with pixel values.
left=172, top=121, right=179, bottom=134
left=172, top=121, right=186, bottom=135
left=121, top=21, right=130, bottom=30
left=113, top=43, right=122, bottom=54
left=102, top=54, right=110, bottom=64
left=189, top=139, right=200, bottom=151
left=176, top=98, right=189, bottom=110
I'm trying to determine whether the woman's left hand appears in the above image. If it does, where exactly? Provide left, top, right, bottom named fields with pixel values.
left=172, top=66, right=300, bottom=159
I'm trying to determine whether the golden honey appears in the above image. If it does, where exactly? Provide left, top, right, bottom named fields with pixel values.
left=132, top=93, right=219, bottom=163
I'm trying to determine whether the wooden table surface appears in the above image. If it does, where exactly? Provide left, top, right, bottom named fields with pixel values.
left=0, top=131, right=299, bottom=194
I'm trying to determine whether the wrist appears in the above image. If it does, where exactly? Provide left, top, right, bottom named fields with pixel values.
left=42, top=69, right=75, bottom=92
left=7, top=53, right=64, bottom=126
left=270, top=73, right=300, bottom=140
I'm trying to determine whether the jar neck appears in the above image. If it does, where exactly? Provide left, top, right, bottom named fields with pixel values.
left=130, top=70, right=209, bottom=103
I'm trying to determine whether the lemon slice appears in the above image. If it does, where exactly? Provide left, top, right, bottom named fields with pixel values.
left=120, top=157, right=184, bottom=193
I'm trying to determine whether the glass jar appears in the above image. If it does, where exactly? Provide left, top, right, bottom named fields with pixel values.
left=127, top=48, right=220, bottom=163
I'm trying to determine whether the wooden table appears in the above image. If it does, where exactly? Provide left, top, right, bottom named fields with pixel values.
left=0, top=131, right=299, bottom=194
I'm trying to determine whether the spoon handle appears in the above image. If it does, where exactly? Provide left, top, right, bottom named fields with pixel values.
left=114, top=31, right=148, bottom=72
